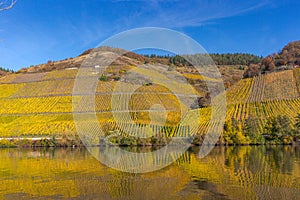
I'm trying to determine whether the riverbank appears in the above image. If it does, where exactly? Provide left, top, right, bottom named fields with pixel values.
left=0, top=135, right=83, bottom=148
left=0, top=135, right=299, bottom=148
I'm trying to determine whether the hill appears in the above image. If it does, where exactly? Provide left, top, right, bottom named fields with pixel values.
left=0, top=47, right=299, bottom=145
left=17, top=47, right=146, bottom=73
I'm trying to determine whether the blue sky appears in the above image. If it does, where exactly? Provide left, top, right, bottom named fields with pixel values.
left=0, top=0, right=300, bottom=70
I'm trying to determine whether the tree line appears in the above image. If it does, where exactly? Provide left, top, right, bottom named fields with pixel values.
left=223, top=114, right=300, bottom=145
left=0, top=66, right=14, bottom=73
left=143, top=53, right=263, bottom=66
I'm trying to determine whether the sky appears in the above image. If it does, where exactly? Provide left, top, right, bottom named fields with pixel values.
left=0, top=0, right=300, bottom=71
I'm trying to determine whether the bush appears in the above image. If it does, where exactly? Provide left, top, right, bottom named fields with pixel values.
left=99, top=74, right=107, bottom=81
left=243, top=64, right=261, bottom=78
left=0, top=139, right=17, bottom=148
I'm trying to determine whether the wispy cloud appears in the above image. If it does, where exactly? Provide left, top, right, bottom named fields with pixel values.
left=115, top=0, right=270, bottom=29
left=1, top=0, right=280, bottom=70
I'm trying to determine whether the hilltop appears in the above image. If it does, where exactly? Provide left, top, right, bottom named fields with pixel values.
left=10, top=47, right=251, bottom=91
left=244, top=40, right=300, bottom=78
left=16, top=47, right=145, bottom=73
left=274, top=40, right=300, bottom=66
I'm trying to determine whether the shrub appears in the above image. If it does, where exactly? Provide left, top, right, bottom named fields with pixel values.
left=99, top=74, right=107, bottom=81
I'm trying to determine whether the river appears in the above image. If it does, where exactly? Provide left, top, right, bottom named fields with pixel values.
left=0, top=146, right=299, bottom=199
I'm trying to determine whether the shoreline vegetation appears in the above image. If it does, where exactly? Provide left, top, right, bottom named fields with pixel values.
left=0, top=135, right=83, bottom=148
left=0, top=132, right=299, bottom=148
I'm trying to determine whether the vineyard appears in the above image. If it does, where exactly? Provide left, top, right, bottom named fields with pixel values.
left=227, top=69, right=300, bottom=103
left=294, top=67, right=300, bottom=93
left=0, top=68, right=299, bottom=141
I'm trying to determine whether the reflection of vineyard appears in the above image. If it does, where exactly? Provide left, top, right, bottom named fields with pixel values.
left=182, top=146, right=300, bottom=199
left=0, top=146, right=299, bottom=199
left=0, top=68, right=300, bottom=137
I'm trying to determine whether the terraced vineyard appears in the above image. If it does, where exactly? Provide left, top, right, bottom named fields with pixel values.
left=294, top=67, right=300, bottom=93
left=0, top=68, right=188, bottom=137
left=0, top=67, right=299, bottom=140
left=227, top=70, right=300, bottom=104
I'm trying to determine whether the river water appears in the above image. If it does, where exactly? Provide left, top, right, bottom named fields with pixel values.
left=0, top=146, right=299, bottom=199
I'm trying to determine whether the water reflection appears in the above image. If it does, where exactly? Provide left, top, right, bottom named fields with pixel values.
left=0, top=146, right=299, bottom=199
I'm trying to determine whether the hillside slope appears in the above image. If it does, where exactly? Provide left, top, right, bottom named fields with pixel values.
left=0, top=48, right=299, bottom=145
left=0, top=66, right=299, bottom=138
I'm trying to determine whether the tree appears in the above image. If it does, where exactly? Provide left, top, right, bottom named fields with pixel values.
left=261, top=56, right=275, bottom=72
left=223, top=119, right=234, bottom=144
left=243, top=64, right=261, bottom=78
left=0, top=0, right=17, bottom=11
left=223, top=118, right=250, bottom=145
left=294, top=114, right=300, bottom=141
left=295, top=114, right=300, bottom=131
left=243, top=116, right=265, bottom=144
left=263, top=115, right=293, bottom=143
